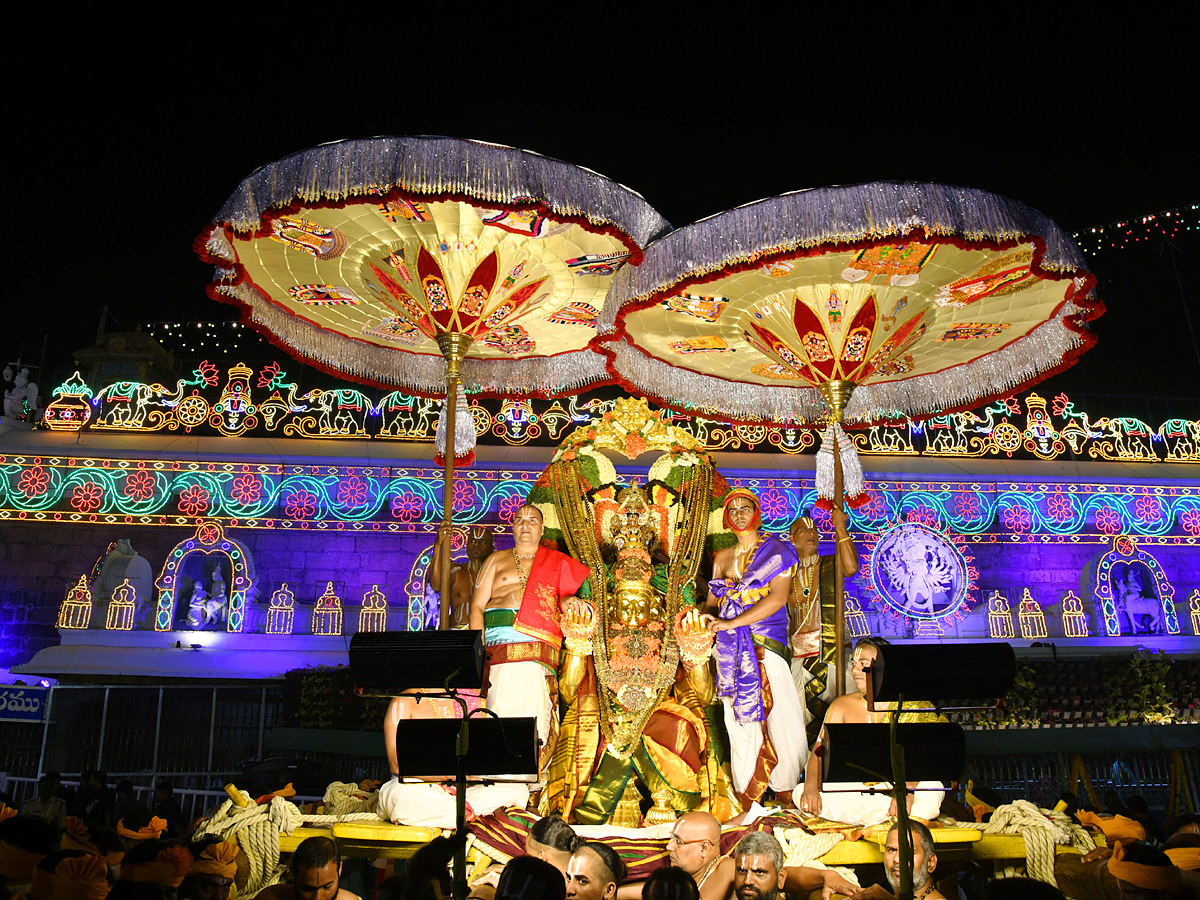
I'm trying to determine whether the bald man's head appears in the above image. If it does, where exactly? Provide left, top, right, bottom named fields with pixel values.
left=668, top=811, right=721, bottom=874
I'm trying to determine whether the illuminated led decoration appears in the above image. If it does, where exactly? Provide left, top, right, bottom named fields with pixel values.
left=406, top=545, right=434, bottom=631
left=1017, top=588, right=1048, bottom=639
left=311, top=582, right=344, bottom=636
left=358, top=585, right=388, bottom=633
left=1190, top=590, right=1200, bottom=636
left=1, top=452, right=1196, bottom=543
left=42, top=372, right=94, bottom=431
left=57, top=575, right=93, bottom=629
left=862, top=521, right=978, bottom=628
left=154, top=521, right=256, bottom=632
left=266, top=584, right=296, bottom=635
left=1061, top=591, right=1090, bottom=638
left=986, top=590, right=1015, bottom=639
left=105, top=579, right=137, bottom=630
left=1071, top=205, right=1195, bottom=256
left=1093, top=535, right=1179, bottom=637
left=210, top=363, right=258, bottom=436
left=845, top=596, right=870, bottom=638
left=31, top=361, right=1200, bottom=464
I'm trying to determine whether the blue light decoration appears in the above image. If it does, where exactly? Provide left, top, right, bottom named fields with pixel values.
left=1093, top=535, right=1180, bottom=636
left=153, top=521, right=256, bottom=632
left=861, top=520, right=978, bottom=635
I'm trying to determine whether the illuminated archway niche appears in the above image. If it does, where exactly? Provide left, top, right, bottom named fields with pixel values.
left=154, top=521, right=258, bottom=632
left=1093, top=535, right=1178, bottom=636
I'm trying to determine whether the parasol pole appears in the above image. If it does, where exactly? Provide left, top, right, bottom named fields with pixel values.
left=436, top=333, right=472, bottom=627
left=819, top=380, right=856, bottom=697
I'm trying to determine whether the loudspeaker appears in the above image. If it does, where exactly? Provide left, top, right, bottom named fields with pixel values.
left=349, top=630, right=484, bottom=693
left=822, top=722, right=966, bottom=783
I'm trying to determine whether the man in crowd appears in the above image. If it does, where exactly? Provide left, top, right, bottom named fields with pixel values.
left=565, top=841, right=625, bottom=900
left=0, top=814, right=58, bottom=896
left=428, top=523, right=494, bottom=629
left=705, top=489, right=808, bottom=806
left=844, top=822, right=946, bottom=900
left=258, top=836, right=360, bottom=900
left=73, top=769, right=114, bottom=829
left=470, top=503, right=590, bottom=779
left=799, top=637, right=944, bottom=826
left=788, top=508, right=859, bottom=734
left=732, top=832, right=786, bottom=900
left=20, top=774, right=66, bottom=830
left=179, top=837, right=242, bottom=900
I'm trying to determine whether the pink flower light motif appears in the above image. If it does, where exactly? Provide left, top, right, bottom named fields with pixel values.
left=953, top=493, right=982, bottom=520
left=1046, top=492, right=1074, bottom=523
left=861, top=491, right=886, bottom=520
left=758, top=488, right=789, bottom=520
left=285, top=489, right=319, bottom=520
left=1135, top=494, right=1161, bottom=523
left=231, top=473, right=263, bottom=505
left=1001, top=505, right=1032, bottom=534
left=123, top=470, right=156, bottom=502
left=498, top=495, right=524, bottom=524
left=1095, top=505, right=1122, bottom=535
left=17, top=465, right=50, bottom=498
left=391, top=491, right=423, bottom=522
left=178, top=485, right=211, bottom=516
left=905, top=505, right=938, bottom=527
left=337, top=476, right=370, bottom=508
left=71, top=481, right=103, bottom=513
left=1179, top=508, right=1200, bottom=537
left=451, top=480, right=475, bottom=513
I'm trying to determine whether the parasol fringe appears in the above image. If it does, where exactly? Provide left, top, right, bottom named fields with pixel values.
left=605, top=303, right=1085, bottom=426
left=600, top=181, right=1088, bottom=333
left=435, top=384, right=477, bottom=467
left=212, top=136, right=670, bottom=249
left=814, top=424, right=868, bottom=511
left=214, top=280, right=610, bottom=396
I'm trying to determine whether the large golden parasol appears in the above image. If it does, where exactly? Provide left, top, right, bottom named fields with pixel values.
left=594, top=181, right=1102, bottom=692
left=196, top=135, right=670, bottom=610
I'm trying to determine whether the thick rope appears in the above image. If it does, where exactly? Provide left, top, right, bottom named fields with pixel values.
left=320, top=782, right=379, bottom=817
left=950, top=800, right=1095, bottom=885
left=775, top=828, right=859, bottom=890
left=195, top=793, right=305, bottom=898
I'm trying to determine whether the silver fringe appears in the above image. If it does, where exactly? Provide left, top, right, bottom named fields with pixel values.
left=600, top=181, right=1090, bottom=333
left=212, top=136, right=671, bottom=248
left=605, top=304, right=1086, bottom=424
left=216, top=280, right=608, bottom=395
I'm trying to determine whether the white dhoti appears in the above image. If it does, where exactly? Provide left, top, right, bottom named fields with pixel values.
left=376, top=778, right=529, bottom=828
left=816, top=781, right=945, bottom=826
left=485, top=660, right=554, bottom=748
left=723, top=651, right=809, bottom=794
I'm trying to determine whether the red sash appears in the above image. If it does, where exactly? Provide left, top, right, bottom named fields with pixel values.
left=513, top=545, right=591, bottom=648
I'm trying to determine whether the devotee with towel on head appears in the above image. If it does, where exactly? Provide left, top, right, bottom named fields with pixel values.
left=704, top=488, right=808, bottom=807
left=566, top=842, right=625, bottom=900
left=61, top=817, right=124, bottom=878
left=0, top=814, right=57, bottom=897
left=799, top=636, right=944, bottom=826
left=113, top=840, right=192, bottom=900
left=29, top=849, right=111, bottom=900
left=178, top=838, right=241, bottom=900
left=257, top=836, right=360, bottom=900
left=116, top=811, right=169, bottom=851
left=470, top=502, right=591, bottom=782
left=1107, top=840, right=1190, bottom=900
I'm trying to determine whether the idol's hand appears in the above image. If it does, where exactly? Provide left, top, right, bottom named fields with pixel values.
left=679, top=606, right=708, bottom=638
left=562, top=598, right=596, bottom=637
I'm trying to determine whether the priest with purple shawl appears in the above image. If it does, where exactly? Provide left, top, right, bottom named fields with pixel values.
left=704, top=488, right=809, bottom=805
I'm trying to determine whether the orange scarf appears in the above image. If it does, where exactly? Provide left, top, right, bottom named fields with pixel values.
left=30, top=853, right=111, bottom=900
left=190, top=840, right=239, bottom=878
left=120, top=845, right=192, bottom=887
left=61, top=818, right=123, bottom=867
left=116, top=816, right=167, bottom=841
left=1107, top=840, right=1183, bottom=892
left=0, top=839, right=45, bottom=883
left=1076, top=810, right=1147, bottom=843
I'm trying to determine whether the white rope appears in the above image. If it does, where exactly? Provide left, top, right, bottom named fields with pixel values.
left=194, top=792, right=305, bottom=898
left=951, top=800, right=1095, bottom=885
left=775, top=828, right=859, bottom=891
left=321, top=782, right=379, bottom=817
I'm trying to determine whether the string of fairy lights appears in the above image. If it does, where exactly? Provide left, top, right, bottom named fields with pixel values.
left=151, top=321, right=272, bottom=358
left=1070, top=205, right=1196, bottom=256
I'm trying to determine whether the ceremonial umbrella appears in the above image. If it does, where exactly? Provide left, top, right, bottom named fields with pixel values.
left=594, top=182, right=1102, bottom=693
left=196, top=136, right=669, bottom=612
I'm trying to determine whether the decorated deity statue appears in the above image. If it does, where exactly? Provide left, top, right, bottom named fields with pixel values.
left=532, top=398, right=741, bottom=825
left=549, top=481, right=735, bottom=825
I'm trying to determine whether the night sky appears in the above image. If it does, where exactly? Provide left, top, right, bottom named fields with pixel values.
left=10, top=16, right=1198, bottom=418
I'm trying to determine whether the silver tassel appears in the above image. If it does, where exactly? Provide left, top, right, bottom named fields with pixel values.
left=436, top=384, right=476, bottom=463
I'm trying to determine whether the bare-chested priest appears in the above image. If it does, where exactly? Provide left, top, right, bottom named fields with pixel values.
left=799, top=637, right=944, bottom=826
left=470, top=503, right=591, bottom=777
